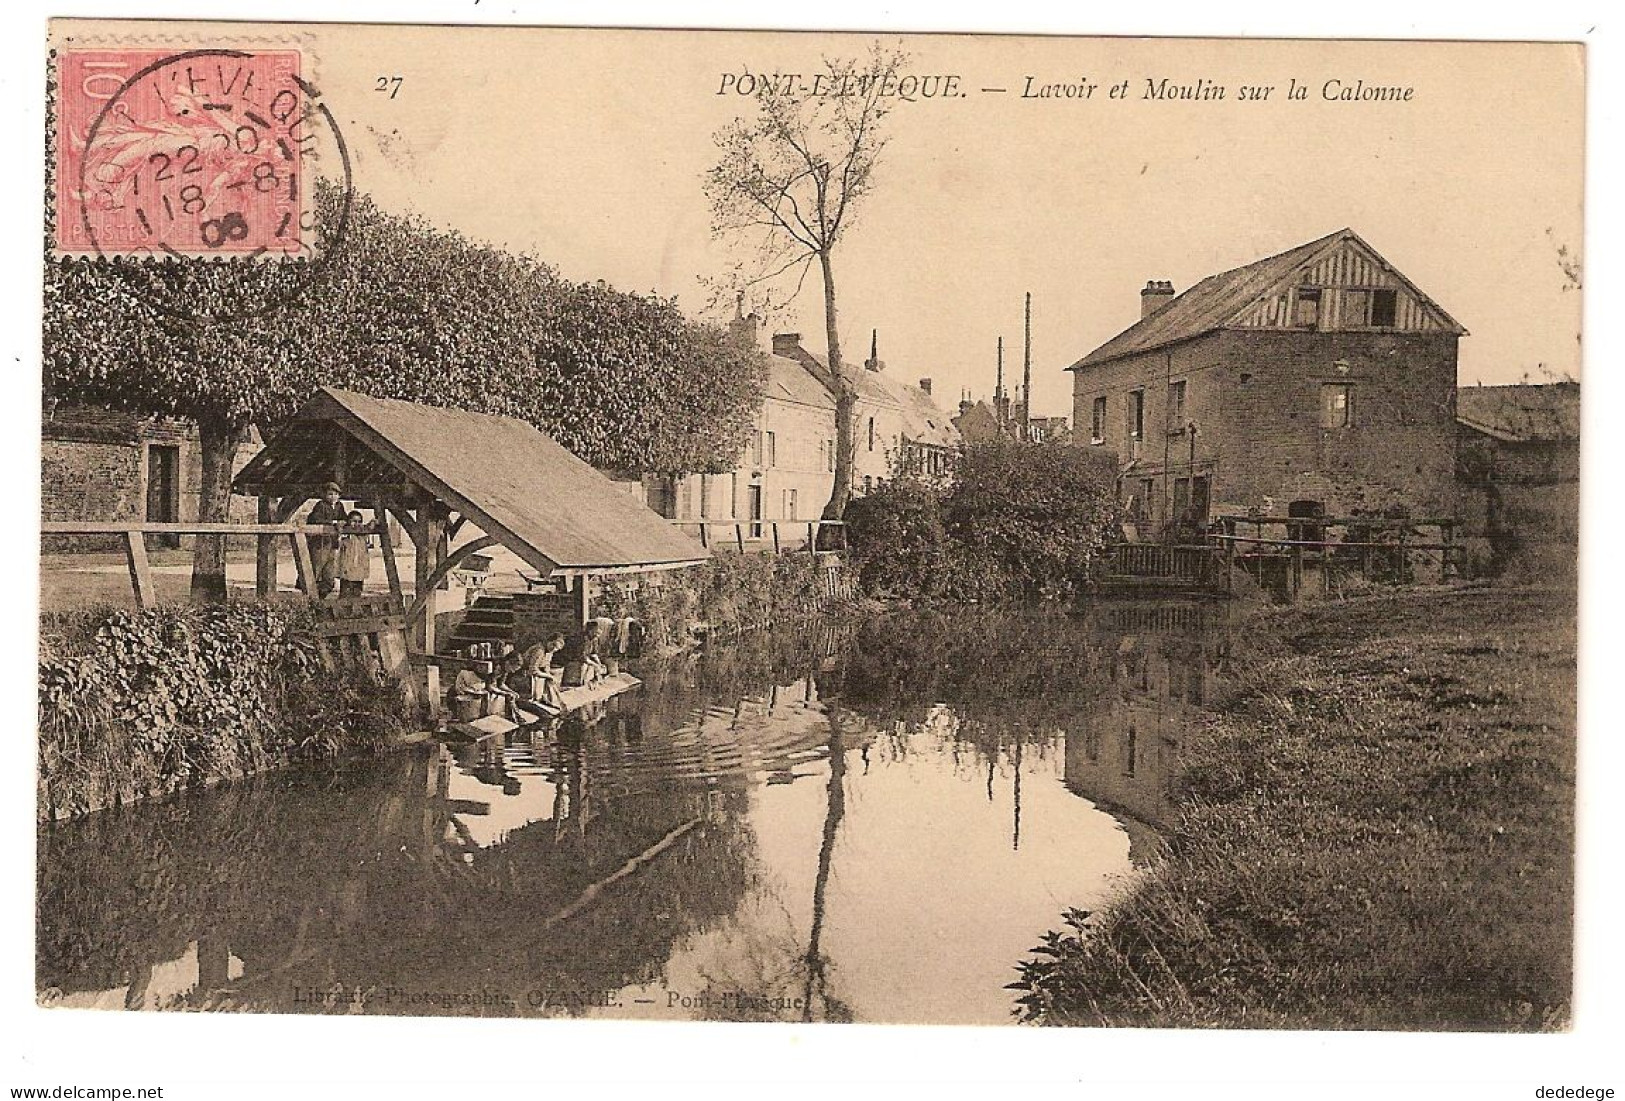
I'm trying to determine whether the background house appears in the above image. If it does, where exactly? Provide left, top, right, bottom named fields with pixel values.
left=1456, top=380, right=1580, bottom=569
left=41, top=404, right=262, bottom=553
left=649, top=321, right=960, bottom=539
left=1068, top=228, right=1466, bottom=537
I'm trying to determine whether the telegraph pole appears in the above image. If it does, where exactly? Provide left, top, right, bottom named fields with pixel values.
left=1022, top=292, right=1033, bottom=437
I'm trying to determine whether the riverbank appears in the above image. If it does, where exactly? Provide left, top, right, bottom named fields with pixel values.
left=37, top=602, right=417, bottom=821
left=1016, top=585, right=1575, bottom=1030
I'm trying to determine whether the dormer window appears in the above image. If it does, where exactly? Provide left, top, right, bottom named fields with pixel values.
left=1295, top=287, right=1322, bottom=328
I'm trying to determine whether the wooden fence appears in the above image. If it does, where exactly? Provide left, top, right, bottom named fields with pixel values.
left=1212, top=514, right=1460, bottom=601
left=671, top=518, right=847, bottom=554
left=1094, top=542, right=1227, bottom=593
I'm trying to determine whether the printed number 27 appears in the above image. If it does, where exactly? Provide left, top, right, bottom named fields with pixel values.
left=375, top=75, right=404, bottom=99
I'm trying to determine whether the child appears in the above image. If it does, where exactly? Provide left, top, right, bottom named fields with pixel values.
left=337, top=510, right=371, bottom=597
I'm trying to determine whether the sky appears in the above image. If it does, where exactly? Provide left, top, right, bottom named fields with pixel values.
left=50, top=22, right=1584, bottom=419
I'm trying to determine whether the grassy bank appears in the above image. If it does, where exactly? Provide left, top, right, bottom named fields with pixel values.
left=1016, top=586, right=1575, bottom=1030
left=39, top=602, right=416, bottom=821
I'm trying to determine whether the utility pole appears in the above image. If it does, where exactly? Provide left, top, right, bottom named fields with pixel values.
left=1022, top=292, right=1033, bottom=438
left=995, top=336, right=1005, bottom=427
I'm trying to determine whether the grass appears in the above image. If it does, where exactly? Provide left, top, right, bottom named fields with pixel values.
left=1016, top=585, right=1575, bottom=1031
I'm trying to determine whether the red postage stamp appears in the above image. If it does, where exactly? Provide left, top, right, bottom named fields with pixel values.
left=54, top=48, right=314, bottom=259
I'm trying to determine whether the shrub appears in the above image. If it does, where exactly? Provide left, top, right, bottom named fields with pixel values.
left=38, top=602, right=414, bottom=819
left=594, top=549, right=854, bottom=654
left=846, top=440, right=1120, bottom=603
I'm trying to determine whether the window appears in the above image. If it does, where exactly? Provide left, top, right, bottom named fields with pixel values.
left=1344, top=289, right=1370, bottom=327
left=750, top=431, right=763, bottom=467
left=1371, top=288, right=1397, bottom=327
left=747, top=483, right=763, bottom=538
left=784, top=488, right=798, bottom=519
left=1091, top=395, right=1107, bottom=443
left=1321, top=383, right=1353, bottom=428
left=1296, top=286, right=1322, bottom=328
left=1139, top=478, right=1155, bottom=521
left=698, top=474, right=711, bottom=519
left=764, top=430, right=777, bottom=468
left=1168, top=380, right=1187, bottom=433
left=1128, top=390, right=1145, bottom=441
left=867, top=417, right=876, bottom=452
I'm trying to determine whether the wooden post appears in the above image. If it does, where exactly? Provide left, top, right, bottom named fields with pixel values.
left=771, top=521, right=782, bottom=555
left=735, top=523, right=745, bottom=552
left=376, top=511, right=403, bottom=608
left=573, top=575, right=591, bottom=625
left=255, top=496, right=279, bottom=597
left=123, top=530, right=155, bottom=610
left=699, top=522, right=710, bottom=549
left=1290, top=542, right=1303, bottom=602
left=808, top=521, right=817, bottom=554
left=290, top=531, right=316, bottom=597
left=414, top=511, right=446, bottom=654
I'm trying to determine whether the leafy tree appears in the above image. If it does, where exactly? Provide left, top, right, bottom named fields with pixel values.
left=846, top=440, right=1120, bottom=602
left=945, top=441, right=1120, bottom=599
left=705, top=45, right=906, bottom=521
left=45, top=183, right=765, bottom=599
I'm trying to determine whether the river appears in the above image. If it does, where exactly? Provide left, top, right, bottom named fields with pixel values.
left=36, top=603, right=1228, bottom=1025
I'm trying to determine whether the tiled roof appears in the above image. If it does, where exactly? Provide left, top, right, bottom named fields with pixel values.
left=1457, top=382, right=1580, bottom=443
left=1070, top=228, right=1465, bottom=368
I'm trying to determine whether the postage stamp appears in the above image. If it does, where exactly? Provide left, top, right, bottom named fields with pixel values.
left=53, top=47, right=333, bottom=261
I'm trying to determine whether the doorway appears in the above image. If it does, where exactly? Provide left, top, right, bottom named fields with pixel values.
left=145, top=444, right=181, bottom=549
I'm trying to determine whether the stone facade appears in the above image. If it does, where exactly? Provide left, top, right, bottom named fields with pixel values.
left=1069, top=230, right=1464, bottom=535
left=41, top=405, right=262, bottom=553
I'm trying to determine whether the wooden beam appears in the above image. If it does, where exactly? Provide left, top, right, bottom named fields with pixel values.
left=123, top=530, right=155, bottom=610
left=407, top=535, right=498, bottom=623
left=290, top=531, right=316, bottom=596
left=40, top=520, right=379, bottom=536
left=376, top=508, right=404, bottom=607
left=255, top=497, right=279, bottom=597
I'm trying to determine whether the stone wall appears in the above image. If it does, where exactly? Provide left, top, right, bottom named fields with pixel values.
left=42, top=406, right=263, bottom=553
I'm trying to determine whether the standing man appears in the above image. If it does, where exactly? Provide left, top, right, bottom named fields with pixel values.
left=305, top=481, right=346, bottom=598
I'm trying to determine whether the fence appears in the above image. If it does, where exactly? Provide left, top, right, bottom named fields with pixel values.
left=1212, top=514, right=1460, bottom=601
left=671, top=518, right=848, bottom=554
left=1094, top=542, right=1227, bottom=592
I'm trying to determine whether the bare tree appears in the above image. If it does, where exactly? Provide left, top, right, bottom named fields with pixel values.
left=705, top=45, right=906, bottom=521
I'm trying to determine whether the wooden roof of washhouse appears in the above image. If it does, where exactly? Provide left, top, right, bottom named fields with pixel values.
left=1070, top=228, right=1467, bottom=369
left=233, top=388, right=709, bottom=576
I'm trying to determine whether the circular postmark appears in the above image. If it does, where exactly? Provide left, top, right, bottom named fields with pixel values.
left=63, top=47, right=353, bottom=323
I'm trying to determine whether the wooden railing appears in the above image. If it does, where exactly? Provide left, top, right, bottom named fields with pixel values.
left=671, top=518, right=847, bottom=554
left=1211, top=514, right=1460, bottom=599
left=1098, top=542, right=1224, bottom=589
left=40, top=519, right=385, bottom=610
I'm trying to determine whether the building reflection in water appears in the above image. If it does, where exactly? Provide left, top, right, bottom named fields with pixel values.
left=1061, top=602, right=1230, bottom=863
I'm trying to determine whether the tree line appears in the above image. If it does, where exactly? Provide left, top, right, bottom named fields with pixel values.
left=44, top=183, right=768, bottom=598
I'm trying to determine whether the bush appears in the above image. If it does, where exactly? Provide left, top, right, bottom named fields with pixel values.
left=846, top=440, right=1120, bottom=603
left=595, top=549, right=853, bottom=654
left=38, top=602, right=414, bottom=820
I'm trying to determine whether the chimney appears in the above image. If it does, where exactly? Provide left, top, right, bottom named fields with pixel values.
left=918, top=378, right=933, bottom=396
left=1141, top=280, right=1175, bottom=319
left=772, top=332, right=802, bottom=356
left=729, top=313, right=760, bottom=349
left=865, top=328, right=884, bottom=372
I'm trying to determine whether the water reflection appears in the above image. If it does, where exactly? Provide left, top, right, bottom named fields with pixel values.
left=37, top=604, right=1227, bottom=1025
